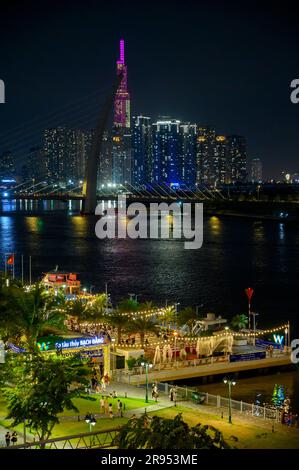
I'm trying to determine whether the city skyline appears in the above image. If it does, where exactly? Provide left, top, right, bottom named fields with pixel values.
left=0, top=0, right=299, bottom=179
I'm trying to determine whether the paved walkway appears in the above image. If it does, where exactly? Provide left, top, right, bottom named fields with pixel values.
left=119, top=354, right=292, bottom=384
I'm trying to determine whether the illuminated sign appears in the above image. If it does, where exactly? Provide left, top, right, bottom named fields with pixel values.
left=197, top=136, right=206, bottom=142
left=273, top=334, right=284, bottom=345
left=113, top=136, right=121, bottom=142
left=55, top=336, right=106, bottom=350
left=216, top=135, right=226, bottom=142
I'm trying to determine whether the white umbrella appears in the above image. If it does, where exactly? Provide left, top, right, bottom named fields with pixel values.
left=153, top=345, right=161, bottom=365
left=167, top=344, right=173, bottom=362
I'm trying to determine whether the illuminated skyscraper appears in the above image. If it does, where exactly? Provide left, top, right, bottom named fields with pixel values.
left=112, top=39, right=132, bottom=184
left=132, top=115, right=152, bottom=185
left=113, top=39, right=130, bottom=129
left=179, top=123, right=197, bottom=187
left=226, top=135, right=247, bottom=183
left=251, top=158, right=263, bottom=183
left=152, top=119, right=181, bottom=185
left=196, top=126, right=216, bottom=186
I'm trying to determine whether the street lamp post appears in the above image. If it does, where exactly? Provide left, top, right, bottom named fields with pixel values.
left=174, top=302, right=180, bottom=330
left=141, top=362, right=152, bottom=403
left=173, top=331, right=178, bottom=368
left=223, top=377, right=236, bottom=424
left=251, top=312, right=259, bottom=346
left=85, top=413, right=97, bottom=447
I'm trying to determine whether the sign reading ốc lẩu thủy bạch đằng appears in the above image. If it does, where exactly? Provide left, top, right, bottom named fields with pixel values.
left=55, top=336, right=106, bottom=350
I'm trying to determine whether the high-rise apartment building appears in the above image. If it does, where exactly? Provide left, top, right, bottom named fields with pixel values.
left=251, top=158, right=263, bottom=183
left=196, top=126, right=216, bottom=186
left=226, top=135, right=247, bottom=183
left=132, top=115, right=152, bottom=186
left=44, top=127, right=93, bottom=184
left=21, top=147, right=46, bottom=182
left=0, top=151, right=15, bottom=179
left=179, top=123, right=197, bottom=187
left=152, top=119, right=181, bottom=185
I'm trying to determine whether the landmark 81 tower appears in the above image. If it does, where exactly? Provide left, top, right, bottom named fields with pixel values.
left=112, top=39, right=132, bottom=184
left=114, top=39, right=130, bottom=128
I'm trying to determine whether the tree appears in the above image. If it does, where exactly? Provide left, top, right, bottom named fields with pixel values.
left=105, top=310, right=130, bottom=344
left=231, top=314, right=248, bottom=331
left=66, top=298, right=95, bottom=325
left=3, top=354, right=91, bottom=446
left=177, top=306, right=198, bottom=332
left=114, top=413, right=231, bottom=449
left=161, top=305, right=176, bottom=332
left=127, top=314, right=159, bottom=347
left=91, top=293, right=109, bottom=318
left=0, top=283, right=66, bottom=351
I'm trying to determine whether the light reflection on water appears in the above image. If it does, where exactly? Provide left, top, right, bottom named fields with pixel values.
left=0, top=200, right=299, bottom=407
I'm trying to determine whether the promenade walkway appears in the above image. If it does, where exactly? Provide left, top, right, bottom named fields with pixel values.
left=118, top=353, right=292, bottom=385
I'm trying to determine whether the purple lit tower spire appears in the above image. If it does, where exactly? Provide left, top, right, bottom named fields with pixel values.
left=113, top=39, right=131, bottom=128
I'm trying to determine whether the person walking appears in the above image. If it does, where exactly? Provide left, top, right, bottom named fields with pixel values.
left=169, top=387, right=174, bottom=402
left=104, top=397, right=109, bottom=416
left=100, top=396, right=105, bottom=414
left=117, top=399, right=123, bottom=417
left=109, top=403, right=114, bottom=419
left=11, top=431, right=17, bottom=446
left=5, top=432, right=11, bottom=447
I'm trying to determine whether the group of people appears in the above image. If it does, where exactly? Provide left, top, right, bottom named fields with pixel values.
left=99, top=395, right=124, bottom=418
left=281, top=411, right=299, bottom=427
left=89, top=368, right=110, bottom=393
left=4, top=431, right=17, bottom=447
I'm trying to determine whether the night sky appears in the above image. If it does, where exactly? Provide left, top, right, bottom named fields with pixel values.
left=0, top=0, right=299, bottom=178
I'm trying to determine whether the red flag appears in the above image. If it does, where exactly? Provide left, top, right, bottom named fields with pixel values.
left=245, top=287, right=254, bottom=301
left=7, top=254, right=14, bottom=265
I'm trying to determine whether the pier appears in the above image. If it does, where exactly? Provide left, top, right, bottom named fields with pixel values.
left=115, top=352, right=292, bottom=385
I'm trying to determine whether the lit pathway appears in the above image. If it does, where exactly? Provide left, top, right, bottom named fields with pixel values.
left=119, top=354, right=292, bottom=385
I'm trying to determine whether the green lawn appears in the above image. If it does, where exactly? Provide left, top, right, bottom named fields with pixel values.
left=150, top=406, right=299, bottom=449
left=0, top=393, right=154, bottom=442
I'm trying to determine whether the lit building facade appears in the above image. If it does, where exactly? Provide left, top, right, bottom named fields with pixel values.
left=179, top=123, right=197, bottom=187
left=152, top=119, right=181, bottom=185
left=226, top=135, right=247, bottom=183
left=195, top=126, right=216, bottom=186
left=112, top=39, right=132, bottom=185
left=132, top=115, right=152, bottom=186
left=113, top=39, right=130, bottom=129
left=251, top=158, right=263, bottom=183
left=0, top=151, right=15, bottom=179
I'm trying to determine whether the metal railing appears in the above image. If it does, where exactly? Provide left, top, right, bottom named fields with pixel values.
left=1, top=427, right=122, bottom=450
left=151, top=381, right=281, bottom=422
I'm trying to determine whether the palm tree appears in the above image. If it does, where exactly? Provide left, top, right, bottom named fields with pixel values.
left=105, top=310, right=131, bottom=344
left=7, top=284, right=66, bottom=351
left=177, top=306, right=198, bottom=333
left=92, top=293, right=109, bottom=318
left=128, top=314, right=159, bottom=347
left=231, top=314, right=248, bottom=331
left=65, top=298, right=94, bottom=325
left=161, top=305, right=176, bottom=332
